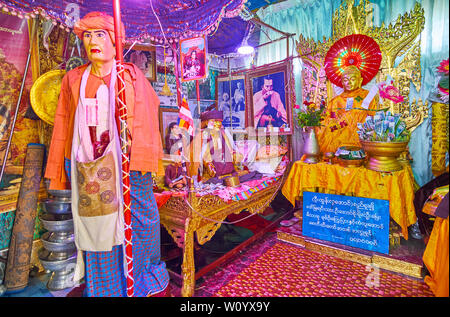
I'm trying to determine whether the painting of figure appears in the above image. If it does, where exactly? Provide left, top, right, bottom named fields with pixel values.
left=251, top=71, right=287, bottom=129
left=180, top=36, right=207, bottom=82
left=216, top=75, right=245, bottom=129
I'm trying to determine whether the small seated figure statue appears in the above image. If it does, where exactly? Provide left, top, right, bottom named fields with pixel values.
left=164, top=158, right=187, bottom=190
left=199, top=110, right=238, bottom=179
left=189, top=109, right=258, bottom=186
left=316, top=65, right=378, bottom=154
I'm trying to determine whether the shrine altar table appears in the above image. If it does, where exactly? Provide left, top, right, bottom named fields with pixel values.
left=281, top=161, right=417, bottom=240
left=158, top=176, right=283, bottom=297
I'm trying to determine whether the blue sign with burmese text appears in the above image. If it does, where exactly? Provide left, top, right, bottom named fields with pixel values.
left=302, top=192, right=390, bottom=254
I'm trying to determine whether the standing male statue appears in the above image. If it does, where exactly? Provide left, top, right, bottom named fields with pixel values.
left=45, top=12, right=170, bottom=297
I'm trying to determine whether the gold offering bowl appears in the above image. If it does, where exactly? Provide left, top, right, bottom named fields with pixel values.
left=336, top=157, right=365, bottom=168
left=360, top=140, right=409, bottom=172
left=224, top=175, right=240, bottom=187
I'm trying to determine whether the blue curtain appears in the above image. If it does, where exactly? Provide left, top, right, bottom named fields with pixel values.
left=256, top=0, right=449, bottom=186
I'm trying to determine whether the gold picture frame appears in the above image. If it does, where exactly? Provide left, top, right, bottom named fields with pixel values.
left=247, top=61, right=293, bottom=135
left=159, top=107, right=180, bottom=153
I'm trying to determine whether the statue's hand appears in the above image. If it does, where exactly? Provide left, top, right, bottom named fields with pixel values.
left=206, top=162, right=216, bottom=177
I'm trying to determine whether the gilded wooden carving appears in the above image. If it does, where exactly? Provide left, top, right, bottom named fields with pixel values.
left=431, top=102, right=449, bottom=176
left=159, top=177, right=284, bottom=297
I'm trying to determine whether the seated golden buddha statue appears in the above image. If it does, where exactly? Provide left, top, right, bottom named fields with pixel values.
left=316, top=65, right=379, bottom=154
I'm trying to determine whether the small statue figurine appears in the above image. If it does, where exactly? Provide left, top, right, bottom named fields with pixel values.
left=197, top=110, right=240, bottom=179
left=165, top=159, right=187, bottom=189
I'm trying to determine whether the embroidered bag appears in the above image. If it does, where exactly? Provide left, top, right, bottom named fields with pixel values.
left=76, top=151, right=118, bottom=217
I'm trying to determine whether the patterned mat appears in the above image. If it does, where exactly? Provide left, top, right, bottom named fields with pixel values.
left=214, top=242, right=434, bottom=297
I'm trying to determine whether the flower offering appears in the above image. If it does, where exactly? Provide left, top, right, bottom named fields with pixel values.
left=436, top=59, right=449, bottom=103
left=295, top=101, right=324, bottom=129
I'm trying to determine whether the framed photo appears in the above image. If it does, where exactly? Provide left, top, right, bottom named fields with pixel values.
left=188, top=99, right=215, bottom=121
left=247, top=62, right=292, bottom=134
left=124, top=44, right=156, bottom=82
left=180, top=36, right=208, bottom=82
left=159, top=107, right=180, bottom=153
left=216, top=75, right=246, bottom=130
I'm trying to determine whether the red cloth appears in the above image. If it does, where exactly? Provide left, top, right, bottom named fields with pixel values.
left=226, top=211, right=273, bottom=234
left=45, top=63, right=163, bottom=190
left=154, top=192, right=173, bottom=209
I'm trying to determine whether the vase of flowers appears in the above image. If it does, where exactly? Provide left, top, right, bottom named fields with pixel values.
left=295, top=101, right=324, bottom=163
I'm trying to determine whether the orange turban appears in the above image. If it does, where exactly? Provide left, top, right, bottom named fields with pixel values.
left=73, top=11, right=125, bottom=44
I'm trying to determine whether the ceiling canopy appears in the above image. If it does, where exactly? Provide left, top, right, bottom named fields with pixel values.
left=1, top=0, right=287, bottom=56
left=0, top=0, right=246, bottom=43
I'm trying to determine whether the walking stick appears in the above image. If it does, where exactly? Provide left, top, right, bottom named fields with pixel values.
left=112, top=0, right=134, bottom=297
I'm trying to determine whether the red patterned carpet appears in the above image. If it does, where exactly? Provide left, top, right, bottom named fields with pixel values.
left=213, top=242, right=434, bottom=297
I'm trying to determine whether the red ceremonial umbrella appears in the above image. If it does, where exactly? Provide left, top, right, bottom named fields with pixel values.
left=324, top=34, right=382, bottom=88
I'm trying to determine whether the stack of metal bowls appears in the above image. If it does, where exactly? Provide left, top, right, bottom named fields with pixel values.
left=38, top=189, right=77, bottom=290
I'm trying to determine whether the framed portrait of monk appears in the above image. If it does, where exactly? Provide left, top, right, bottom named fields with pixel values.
left=247, top=62, right=293, bottom=135
left=123, top=44, right=156, bottom=82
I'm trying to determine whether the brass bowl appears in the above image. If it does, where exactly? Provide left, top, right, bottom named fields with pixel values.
left=224, top=175, right=240, bottom=187
left=30, top=69, right=66, bottom=126
left=360, top=140, right=408, bottom=172
left=336, top=157, right=365, bottom=168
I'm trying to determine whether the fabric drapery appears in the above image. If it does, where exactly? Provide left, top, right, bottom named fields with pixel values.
left=64, top=160, right=169, bottom=296
left=1, top=0, right=246, bottom=42
left=422, top=216, right=449, bottom=297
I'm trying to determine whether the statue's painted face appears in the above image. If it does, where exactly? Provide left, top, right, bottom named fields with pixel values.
left=213, top=120, right=223, bottom=130
left=82, top=29, right=115, bottom=64
left=342, top=68, right=363, bottom=92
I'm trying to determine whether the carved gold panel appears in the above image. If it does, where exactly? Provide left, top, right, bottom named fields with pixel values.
left=277, top=231, right=423, bottom=279
left=431, top=102, right=449, bottom=177
left=159, top=178, right=284, bottom=297
left=159, top=179, right=282, bottom=247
